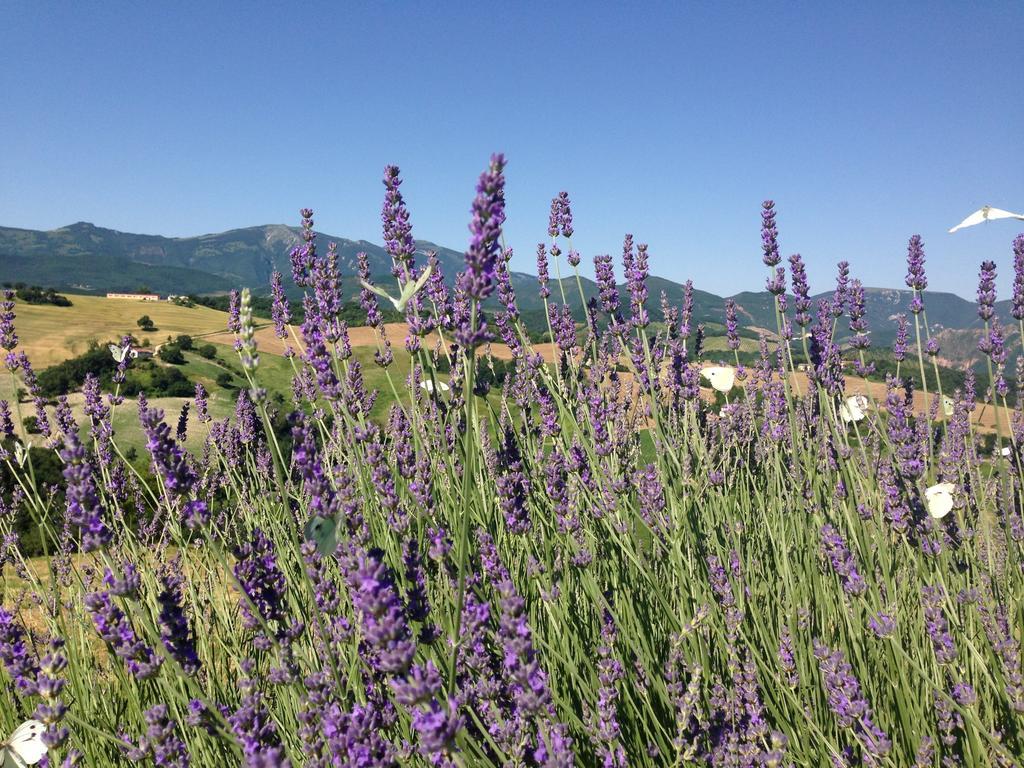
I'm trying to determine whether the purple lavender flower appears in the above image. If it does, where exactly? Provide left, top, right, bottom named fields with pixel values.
left=625, top=241, right=650, bottom=328
left=905, top=234, right=927, bottom=291
left=557, top=190, right=574, bottom=238
left=813, top=641, right=891, bottom=763
left=1012, top=234, right=1024, bottom=320
left=127, top=704, right=190, bottom=767
left=593, top=612, right=627, bottom=767
left=60, top=426, right=110, bottom=551
left=921, top=585, right=957, bottom=664
left=230, top=675, right=290, bottom=767
left=977, top=259, right=998, bottom=321
left=868, top=613, right=896, bottom=638
left=157, top=567, right=200, bottom=675
left=0, top=290, right=16, bottom=353
left=496, top=428, right=531, bottom=534
left=725, top=298, right=740, bottom=350
left=227, top=289, right=241, bottom=334
left=832, top=261, right=850, bottom=317
left=344, top=547, right=416, bottom=675
left=594, top=253, right=619, bottom=316
left=194, top=383, right=210, bottom=424
left=290, top=208, right=317, bottom=288
left=270, top=270, right=291, bottom=339
left=778, top=625, right=798, bottom=687
left=761, top=201, right=781, bottom=267
left=461, top=153, right=507, bottom=301
left=84, top=590, right=163, bottom=679
left=0, top=400, right=13, bottom=444
left=847, top=279, right=870, bottom=350
left=0, top=607, right=40, bottom=695
left=789, top=254, right=812, bottom=326
left=536, top=244, right=551, bottom=300
left=234, top=528, right=288, bottom=632
left=820, top=525, right=866, bottom=596
left=893, top=314, right=909, bottom=362
left=381, top=165, right=417, bottom=279
left=139, top=400, right=197, bottom=496
left=34, top=640, right=69, bottom=750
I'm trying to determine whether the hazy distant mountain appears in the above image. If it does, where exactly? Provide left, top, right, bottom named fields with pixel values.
left=0, top=221, right=467, bottom=295
left=1, top=221, right=1009, bottom=366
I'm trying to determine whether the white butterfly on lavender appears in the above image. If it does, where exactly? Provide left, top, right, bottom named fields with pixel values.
left=839, top=395, right=870, bottom=424
left=924, top=482, right=956, bottom=520
left=700, top=366, right=735, bottom=393
left=359, top=263, right=434, bottom=313
left=0, top=720, right=47, bottom=766
left=108, top=342, right=132, bottom=363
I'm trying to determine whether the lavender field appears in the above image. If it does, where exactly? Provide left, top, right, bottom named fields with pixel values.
left=2, top=156, right=1024, bottom=767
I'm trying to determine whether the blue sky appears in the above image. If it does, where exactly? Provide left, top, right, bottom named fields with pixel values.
left=1, top=1, right=1022, bottom=298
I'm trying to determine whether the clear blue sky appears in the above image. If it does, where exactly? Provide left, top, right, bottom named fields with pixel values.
left=1, top=1, right=1022, bottom=298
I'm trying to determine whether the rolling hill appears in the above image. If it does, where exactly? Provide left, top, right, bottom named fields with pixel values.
left=2, top=220, right=1015, bottom=366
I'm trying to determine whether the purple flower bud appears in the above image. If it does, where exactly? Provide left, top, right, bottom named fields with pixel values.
left=382, top=165, right=417, bottom=279
left=289, top=208, right=316, bottom=288
left=761, top=201, right=781, bottom=267
left=905, top=234, right=927, bottom=294
left=977, top=259, right=997, bottom=321
left=725, top=298, right=740, bottom=350
left=789, top=254, right=812, bottom=326
left=0, top=290, right=17, bottom=353
left=536, top=244, right=551, bottom=300
left=893, top=314, right=909, bottom=361
left=461, top=153, right=507, bottom=302
left=1012, top=234, right=1024, bottom=320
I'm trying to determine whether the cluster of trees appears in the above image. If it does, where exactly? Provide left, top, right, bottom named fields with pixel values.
left=33, top=341, right=192, bottom=398
left=2, top=282, right=73, bottom=306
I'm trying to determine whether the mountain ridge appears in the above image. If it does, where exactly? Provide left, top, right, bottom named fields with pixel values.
left=1, top=221, right=1012, bottom=364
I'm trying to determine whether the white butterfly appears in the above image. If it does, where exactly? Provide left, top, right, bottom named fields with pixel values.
left=942, top=396, right=955, bottom=417
left=948, top=206, right=1024, bottom=233
left=108, top=343, right=131, bottom=363
left=839, top=395, right=870, bottom=423
left=419, top=379, right=450, bottom=393
left=924, top=482, right=956, bottom=519
left=701, top=366, right=735, bottom=393
left=12, top=441, right=30, bottom=468
left=359, top=263, right=434, bottom=313
left=1000, top=446, right=1012, bottom=458
left=0, top=720, right=47, bottom=766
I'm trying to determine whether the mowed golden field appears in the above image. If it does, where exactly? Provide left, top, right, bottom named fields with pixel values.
left=9, top=294, right=233, bottom=367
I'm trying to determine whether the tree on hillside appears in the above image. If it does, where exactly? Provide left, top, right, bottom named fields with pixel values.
left=137, top=315, right=156, bottom=332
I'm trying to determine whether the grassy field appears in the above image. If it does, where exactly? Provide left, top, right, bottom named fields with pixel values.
left=8, top=294, right=241, bottom=367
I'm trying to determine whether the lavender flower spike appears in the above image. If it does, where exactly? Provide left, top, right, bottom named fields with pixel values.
left=461, top=153, right=507, bottom=301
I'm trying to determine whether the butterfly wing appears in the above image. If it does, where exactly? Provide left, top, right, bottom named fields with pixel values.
left=985, top=207, right=1024, bottom=221
left=303, top=515, right=337, bottom=556
left=6, top=720, right=46, bottom=765
left=924, top=483, right=955, bottom=519
left=948, top=209, right=987, bottom=233
left=705, top=366, right=735, bottom=392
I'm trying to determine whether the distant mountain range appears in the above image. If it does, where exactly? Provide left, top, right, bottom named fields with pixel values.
left=1, top=221, right=1013, bottom=367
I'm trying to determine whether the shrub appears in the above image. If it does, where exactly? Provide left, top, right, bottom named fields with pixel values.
left=215, top=371, right=234, bottom=388
left=198, top=344, right=217, bottom=359
left=157, top=344, right=185, bottom=364
left=176, top=334, right=194, bottom=351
